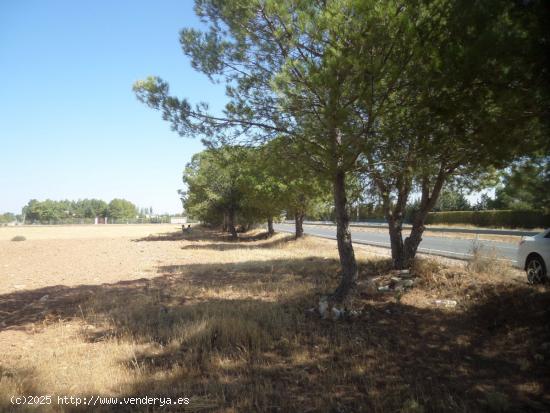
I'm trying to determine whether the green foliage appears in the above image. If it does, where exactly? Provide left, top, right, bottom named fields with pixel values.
left=23, top=199, right=72, bottom=223
left=491, top=156, right=549, bottom=212
left=351, top=0, right=549, bottom=267
left=363, top=0, right=547, bottom=210
left=237, top=144, right=289, bottom=223
left=425, top=210, right=550, bottom=229
left=22, top=199, right=134, bottom=223
left=133, top=0, right=429, bottom=178
left=0, top=213, right=16, bottom=224
left=433, top=189, right=471, bottom=212
left=261, top=138, right=331, bottom=221
left=107, top=199, right=138, bottom=220
left=75, top=199, right=109, bottom=218
left=182, top=146, right=251, bottom=225
left=182, top=142, right=331, bottom=229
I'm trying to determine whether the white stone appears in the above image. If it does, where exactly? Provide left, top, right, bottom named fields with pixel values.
left=402, top=279, right=414, bottom=287
left=318, top=296, right=329, bottom=317
left=433, top=299, right=457, bottom=308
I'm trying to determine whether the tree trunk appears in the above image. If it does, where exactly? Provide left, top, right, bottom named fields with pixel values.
left=294, top=212, right=304, bottom=239
left=331, top=170, right=358, bottom=303
left=388, top=218, right=405, bottom=269
left=267, top=217, right=274, bottom=236
left=227, top=209, right=237, bottom=239
left=402, top=170, right=447, bottom=267
left=222, top=212, right=228, bottom=232
left=403, top=216, right=426, bottom=267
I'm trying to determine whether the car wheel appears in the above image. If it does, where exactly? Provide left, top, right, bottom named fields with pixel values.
left=526, top=255, right=547, bottom=284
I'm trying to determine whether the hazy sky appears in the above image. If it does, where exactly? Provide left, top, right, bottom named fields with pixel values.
left=0, top=0, right=227, bottom=214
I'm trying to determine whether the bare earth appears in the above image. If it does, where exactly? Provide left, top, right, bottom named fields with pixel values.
left=0, top=225, right=187, bottom=294
left=0, top=225, right=548, bottom=412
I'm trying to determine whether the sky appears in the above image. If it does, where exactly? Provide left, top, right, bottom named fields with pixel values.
left=0, top=0, right=227, bottom=214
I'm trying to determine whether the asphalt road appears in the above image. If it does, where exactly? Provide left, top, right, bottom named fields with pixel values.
left=274, top=223, right=519, bottom=263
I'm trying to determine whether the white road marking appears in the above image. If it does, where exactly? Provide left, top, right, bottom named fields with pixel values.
left=276, top=225, right=517, bottom=263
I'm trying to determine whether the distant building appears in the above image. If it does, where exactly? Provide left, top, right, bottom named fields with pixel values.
left=170, top=216, right=187, bottom=224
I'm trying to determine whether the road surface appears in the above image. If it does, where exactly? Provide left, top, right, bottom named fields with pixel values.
left=274, top=223, right=519, bottom=263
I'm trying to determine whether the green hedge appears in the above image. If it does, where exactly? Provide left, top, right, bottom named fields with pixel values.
left=425, top=210, right=550, bottom=229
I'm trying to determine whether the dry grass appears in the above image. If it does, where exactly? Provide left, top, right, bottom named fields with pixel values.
left=0, top=225, right=549, bottom=412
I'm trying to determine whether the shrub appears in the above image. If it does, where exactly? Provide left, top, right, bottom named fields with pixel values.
left=425, top=210, right=550, bottom=229
left=467, top=241, right=495, bottom=274
left=11, top=235, right=26, bottom=241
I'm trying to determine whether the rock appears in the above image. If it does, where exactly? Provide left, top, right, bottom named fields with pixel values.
left=401, top=279, right=414, bottom=287
left=347, top=309, right=362, bottom=319
left=389, top=278, right=414, bottom=291
left=392, top=269, right=412, bottom=278
left=39, top=295, right=49, bottom=302
left=318, top=296, right=329, bottom=316
left=433, top=299, right=457, bottom=308
left=378, top=285, right=391, bottom=292
left=331, top=307, right=342, bottom=320
left=398, top=269, right=412, bottom=278
left=317, top=296, right=347, bottom=321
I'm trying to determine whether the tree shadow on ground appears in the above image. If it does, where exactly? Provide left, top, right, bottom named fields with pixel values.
left=1, top=227, right=549, bottom=412
left=132, top=227, right=278, bottom=244
left=132, top=229, right=212, bottom=242
left=180, top=233, right=295, bottom=251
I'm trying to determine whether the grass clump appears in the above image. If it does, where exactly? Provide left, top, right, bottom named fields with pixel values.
left=467, top=240, right=495, bottom=273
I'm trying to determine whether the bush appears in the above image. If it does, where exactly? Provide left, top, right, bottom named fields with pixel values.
left=425, top=210, right=550, bottom=229
left=11, top=235, right=26, bottom=241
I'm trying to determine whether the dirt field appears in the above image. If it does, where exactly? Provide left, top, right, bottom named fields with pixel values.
left=0, top=225, right=186, bottom=294
left=0, top=225, right=549, bottom=412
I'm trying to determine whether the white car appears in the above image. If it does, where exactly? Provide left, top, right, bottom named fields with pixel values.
left=517, top=229, right=550, bottom=284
